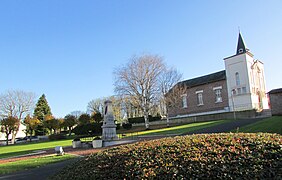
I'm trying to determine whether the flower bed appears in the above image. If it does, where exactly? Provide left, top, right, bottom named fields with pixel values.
left=53, top=133, right=282, bottom=179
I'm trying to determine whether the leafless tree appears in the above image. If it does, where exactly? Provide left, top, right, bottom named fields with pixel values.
left=114, top=54, right=165, bottom=129
left=87, top=98, right=104, bottom=114
left=70, top=110, right=84, bottom=119
left=0, top=90, right=36, bottom=144
left=165, top=83, right=188, bottom=120
left=159, top=67, right=183, bottom=126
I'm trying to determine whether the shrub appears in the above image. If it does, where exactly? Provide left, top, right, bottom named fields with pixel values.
left=116, top=123, right=121, bottom=130
left=91, top=112, right=103, bottom=123
left=72, top=123, right=102, bottom=136
left=122, top=123, right=132, bottom=130
left=48, top=134, right=66, bottom=141
left=52, top=133, right=282, bottom=179
left=128, top=115, right=161, bottom=124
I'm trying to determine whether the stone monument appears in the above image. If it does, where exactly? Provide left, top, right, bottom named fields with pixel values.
left=102, top=100, right=118, bottom=141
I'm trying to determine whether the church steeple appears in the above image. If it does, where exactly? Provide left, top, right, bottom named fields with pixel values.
left=236, top=32, right=247, bottom=55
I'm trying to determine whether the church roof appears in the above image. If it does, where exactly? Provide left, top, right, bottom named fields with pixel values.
left=224, top=32, right=253, bottom=60
left=236, top=32, right=247, bottom=55
left=268, top=88, right=282, bottom=94
left=179, top=70, right=226, bottom=88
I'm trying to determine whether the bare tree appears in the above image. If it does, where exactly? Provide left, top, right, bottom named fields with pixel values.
left=165, top=83, right=188, bottom=120
left=87, top=98, right=104, bottom=114
left=114, top=54, right=165, bottom=129
left=109, top=96, right=123, bottom=122
left=70, top=110, right=84, bottom=119
left=0, top=90, right=36, bottom=144
left=159, top=67, right=182, bottom=126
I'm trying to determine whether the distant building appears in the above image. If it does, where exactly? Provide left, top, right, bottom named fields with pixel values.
left=268, top=88, right=282, bottom=115
left=168, top=33, right=269, bottom=118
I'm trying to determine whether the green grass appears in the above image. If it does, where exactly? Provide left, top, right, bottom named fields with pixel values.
left=0, top=139, right=73, bottom=159
left=0, top=120, right=228, bottom=159
left=0, top=154, right=76, bottom=175
left=120, top=120, right=228, bottom=138
left=236, top=116, right=282, bottom=134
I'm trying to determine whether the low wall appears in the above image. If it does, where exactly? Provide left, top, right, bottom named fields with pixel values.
left=132, top=110, right=262, bottom=127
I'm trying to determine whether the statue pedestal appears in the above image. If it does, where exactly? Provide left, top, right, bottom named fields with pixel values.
left=102, top=123, right=118, bottom=140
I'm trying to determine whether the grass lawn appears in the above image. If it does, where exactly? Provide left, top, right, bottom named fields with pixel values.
left=0, top=139, right=73, bottom=159
left=0, top=119, right=228, bottom=159
left=120, top=120, right=228, bottom=138
left=236, top=116, right=282, bottom=134
left=0, top=154, right=76, bottom=175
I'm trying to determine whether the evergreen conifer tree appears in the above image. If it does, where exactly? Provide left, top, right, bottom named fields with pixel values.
left=34, top=94, right=52, bottom=121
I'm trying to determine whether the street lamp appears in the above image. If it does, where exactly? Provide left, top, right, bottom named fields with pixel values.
left=231, top=89, right=236, bottom=120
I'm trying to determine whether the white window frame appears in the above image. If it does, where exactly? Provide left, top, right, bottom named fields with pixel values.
left=213, top=86, right=222, bottom=103
left=235, top=72, right=240, bottom=86
left=181, top=94, right=187, bottom=108
left=196, top=90, right=204, bottom=106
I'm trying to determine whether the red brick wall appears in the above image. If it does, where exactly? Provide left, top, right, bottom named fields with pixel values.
left=269, top=93, right=282, bottom=115
left=169, top=80, right=229, bottom=117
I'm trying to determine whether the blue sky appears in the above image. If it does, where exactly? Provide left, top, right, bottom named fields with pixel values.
left=1, top=1, right=281, bottom=117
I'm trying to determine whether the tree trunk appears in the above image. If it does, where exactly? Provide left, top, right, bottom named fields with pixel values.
left=5, top=133, right=9, bottom=146
left=144, top=110, right=150, bottom=129
left=68, top=127, right=72, bottom=136
left=166, top=105, right=170, bottom=127
left=11, top=130, right=17, bottom=144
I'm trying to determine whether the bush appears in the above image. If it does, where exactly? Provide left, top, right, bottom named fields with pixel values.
left=128, top=115, right=161, bottom=124
left=116, top=123, right=121, bottom=130
left=52, top=133, right=282, bottom=179
left=72, top=123, right=102, bottom=136
left=122, top=123, right=132, bottom=130
left=48, top=134, right=66, bottom=141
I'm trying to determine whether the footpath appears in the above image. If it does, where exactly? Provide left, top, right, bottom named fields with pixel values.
left=0, top=118, right=265, bottom=180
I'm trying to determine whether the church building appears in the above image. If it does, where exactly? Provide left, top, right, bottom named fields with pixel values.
left=168, top=33, right=269, bottom=118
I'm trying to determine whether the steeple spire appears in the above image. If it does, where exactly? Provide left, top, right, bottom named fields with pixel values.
left=236, top=32, right=246, bottom=55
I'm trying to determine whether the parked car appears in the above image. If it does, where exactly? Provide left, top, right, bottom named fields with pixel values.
left=15, top=137, right=27, bottom=144
left=23, top=136, right=39, bottom=142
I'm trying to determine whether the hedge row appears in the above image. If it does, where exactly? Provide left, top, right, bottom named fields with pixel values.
left=128, top=115, right=161, bottom=124
left=72, top=122, right=102, bottom=136
left=52, top=133, right=282, bottom=179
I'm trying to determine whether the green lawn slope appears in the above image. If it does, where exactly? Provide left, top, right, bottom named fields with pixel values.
left=237, top=116, right=282, bottom=134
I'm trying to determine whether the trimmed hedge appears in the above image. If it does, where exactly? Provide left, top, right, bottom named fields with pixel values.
left=122, top=123, right=132, bottom=130
left=52, top=133, right=282, bottom=179
left=72, top=122, right=102, bottom=136
left=48, top=134, right=66, bottom=141
left=128, top=115, right=161, bottom=124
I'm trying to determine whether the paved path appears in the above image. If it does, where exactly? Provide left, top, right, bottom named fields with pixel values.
left=0, top=118, right=266, bottom=180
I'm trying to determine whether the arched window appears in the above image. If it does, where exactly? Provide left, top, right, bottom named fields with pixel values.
left=235, top=72, right=240, bottom=86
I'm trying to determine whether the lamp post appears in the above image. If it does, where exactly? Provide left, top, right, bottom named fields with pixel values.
left=231, top=89, right=236, bottom=120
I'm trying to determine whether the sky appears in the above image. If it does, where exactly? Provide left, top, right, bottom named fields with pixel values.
left=0, top=1, right=281, bottom=118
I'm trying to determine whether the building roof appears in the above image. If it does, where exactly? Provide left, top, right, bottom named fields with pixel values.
left=178, top=70, right=226, bottom=88
left=224, top=33, right=253, bottom=60
left=236, top=32, right=247, bottom=55
left=268, top=88, right=282, bottom=94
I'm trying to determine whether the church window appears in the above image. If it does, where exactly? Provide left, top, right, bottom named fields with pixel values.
left=235, top=72, right=240, bottom=86
left=242, top=87, right=247, bottom=94
left=215, top=89, right=222, bottom=103
left=239, top=48, right=244, bottom=53
left=182, top=94, right=187, bottom=108
left=213, top=86, right=222, bottom=103
left=196, top=91, right=204, bottom=106
left=237, top=88, right=241, bottom=94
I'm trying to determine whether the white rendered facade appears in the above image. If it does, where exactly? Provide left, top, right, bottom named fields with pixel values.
left=224, top=34, right=269, bottom=111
